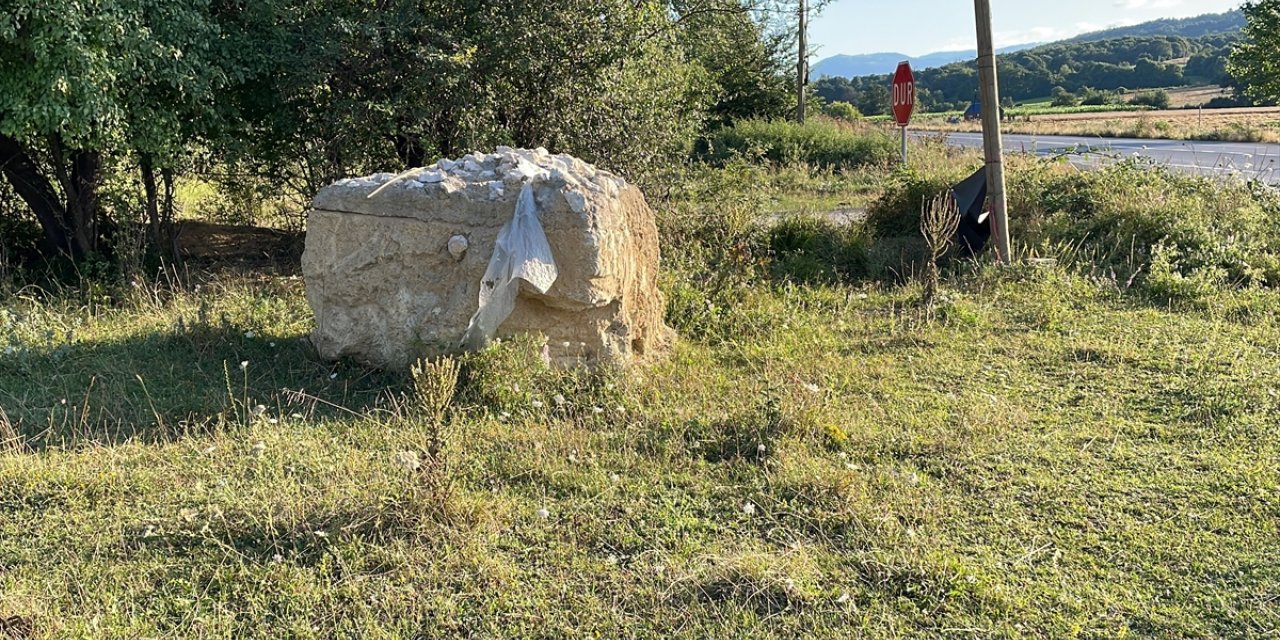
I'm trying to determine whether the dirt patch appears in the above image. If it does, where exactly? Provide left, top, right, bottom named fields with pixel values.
left=175, top=221, right=303, bottom=273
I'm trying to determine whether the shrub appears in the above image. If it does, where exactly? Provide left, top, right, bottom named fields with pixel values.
left=822, top=101, right=862, bottom=121
left=1012, top=161, right=1280, bottom=300
left=697, top=119, right=896, bottom=170
left=864, top=165, right=973, bottom=237
left=1051, top=86, right=1079, bottom=107
left=1129, top=90, right=1171, bottom=109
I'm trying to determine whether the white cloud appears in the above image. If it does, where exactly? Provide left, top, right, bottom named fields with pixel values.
left=1114, top=0, right=1182, bottom=8
left=993, top=26, right=1070, bottom=47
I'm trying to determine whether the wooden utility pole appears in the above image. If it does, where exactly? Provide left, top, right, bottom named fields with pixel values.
left=974, top=0, right=1011, bottom=263
left=797, top=0, right=807, bottom=123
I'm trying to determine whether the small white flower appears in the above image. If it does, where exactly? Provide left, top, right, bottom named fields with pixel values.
left=272, top=554, right=284, bottom=563
left=610, top=473, right=620, bottom=483
left=591, top=406, right=604, bottom=415
left=561, top=341, right=572, bottom=348
left=552, top=394, right=566, bottom=406
left=313, top=530, right=328, bottom=538
left=267, top=418, right=279, bottom=425
left=244, top=331, right=256, bottom=339
left=240, top=360, right=249, bottom=371
left=394, top=450, right=421, bottom=471
left=531, top=400, right=545, bottom=409
left=329, top=372, right=338, bottom=380
left=269, top=342, right=277, bottom=348
left=741, top=501, right=756, bottom=516
left=250, top=441, right=266, bottom=458
left=606, top=554, right=618, bottom=565
left=290, top=413, right=303, bottom=419
left=802, top=382, right=821, bottom=394
left=536, top=507, right=550, bottom=519
left=60, top=398, right=67, bottom=405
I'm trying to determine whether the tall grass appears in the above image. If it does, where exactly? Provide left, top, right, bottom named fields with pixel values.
left=697, top=118, right=896, bottom=170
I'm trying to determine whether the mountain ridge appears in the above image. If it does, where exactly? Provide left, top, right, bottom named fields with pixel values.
left=813, top=44, right=1035, bottom=80
left=812, top=9, right=1245, bottom=81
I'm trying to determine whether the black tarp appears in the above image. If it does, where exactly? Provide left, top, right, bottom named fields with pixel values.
left=952, top=168, right=991, bottom=257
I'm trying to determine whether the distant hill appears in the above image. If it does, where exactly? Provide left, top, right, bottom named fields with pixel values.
left=1068, top=10, right=1244, bottom=43
left=813, top=9, right=1250, bottom=115
left=812, top=44, right=1036, bottom=80
left=813, top=9, right=1246, bottom=81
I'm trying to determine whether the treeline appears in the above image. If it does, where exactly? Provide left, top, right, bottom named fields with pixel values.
left=0, top=0, right=798, bottom=264
left=817, top=34, right=1243, bottom=114
left=1065, top=9, right=1244, bottom=42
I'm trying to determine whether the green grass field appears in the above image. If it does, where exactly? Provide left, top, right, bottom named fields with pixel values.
left=1, top=141, right=1278, bottom=637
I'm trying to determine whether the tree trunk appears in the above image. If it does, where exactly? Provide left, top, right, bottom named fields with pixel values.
left=0, top=133, right=75, bottom=257
left=161, top=167, right=180, bottom=264
left=141, top=155, right=160, bottom=246
left=46, top=135, right=106, bottom=259
left=68, top=148, right=103, bottom=257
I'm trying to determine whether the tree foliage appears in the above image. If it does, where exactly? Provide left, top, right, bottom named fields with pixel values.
left=0, top=0, right=231, bottom=258
left=1230, top=0, right=1280, bottom=103
left=1, top=0, right=804, bottom=264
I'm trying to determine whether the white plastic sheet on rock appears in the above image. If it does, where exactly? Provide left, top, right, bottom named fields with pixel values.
left=461, top=183, right=558, bottom=349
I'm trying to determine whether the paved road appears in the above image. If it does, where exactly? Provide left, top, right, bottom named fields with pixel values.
left=923, top=131, right=1280, bottom=184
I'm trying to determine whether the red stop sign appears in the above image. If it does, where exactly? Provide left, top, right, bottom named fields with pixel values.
left=892, top=61, right=915, bottom=127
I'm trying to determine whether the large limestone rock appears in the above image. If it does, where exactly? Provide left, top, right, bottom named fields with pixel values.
left=302, top=147, right=671, bottom=369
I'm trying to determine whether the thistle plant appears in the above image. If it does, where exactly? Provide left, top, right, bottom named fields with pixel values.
left=919, top=192, right=961, bottom=308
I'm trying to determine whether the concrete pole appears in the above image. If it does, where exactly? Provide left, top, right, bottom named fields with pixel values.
left=974, top=0, right=1011, bottom=263
left=797, top=0, right=807, bottom=123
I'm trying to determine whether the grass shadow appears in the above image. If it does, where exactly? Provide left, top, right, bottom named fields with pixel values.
left=0, top=323, right=408, bottom=449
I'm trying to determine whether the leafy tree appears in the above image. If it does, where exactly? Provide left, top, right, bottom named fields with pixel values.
left=1078, top=86, right=1110, bottom=105
left=1051, top=86, right=1080, bottom=107
left=822, top=101, right=861, bottom=121
left=1129, top=90, right=1171, bottom=109
left=674, top=0, right=792, bottom=127
left=0, top=0, right=230, bottom=259
left=224, top=0, right=714, bottom=194
left=1230, top=0, right=1280, bottom=103
left=858, top=85, right=892, bottom=117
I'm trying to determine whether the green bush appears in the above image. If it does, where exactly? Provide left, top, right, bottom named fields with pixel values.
left=864, top=165, right=973, bottom=237
left=822, top=101, right=862, bottom=122
left=1129, top=90, right=1171, bottom=109
left=1051, top=86, right=1079, bottom=107
left=1013, top=161, right=1280, bottom=301
left=697, top=119, right=896, bottom=170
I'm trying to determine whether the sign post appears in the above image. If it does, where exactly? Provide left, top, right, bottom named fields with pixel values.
left=892, top=61, right=915, bottom=165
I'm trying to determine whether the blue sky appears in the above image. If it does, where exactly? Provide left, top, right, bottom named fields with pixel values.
left=809, top=0, right=1244, bottom=57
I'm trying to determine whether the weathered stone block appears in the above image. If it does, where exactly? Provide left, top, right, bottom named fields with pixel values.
left=302, top=148, right=670, bottom=369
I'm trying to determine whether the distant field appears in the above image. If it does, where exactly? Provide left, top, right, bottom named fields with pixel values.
left=1164, top=84, right=1233, bottom=108
left=918, top=105, right=1280, bottom=143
